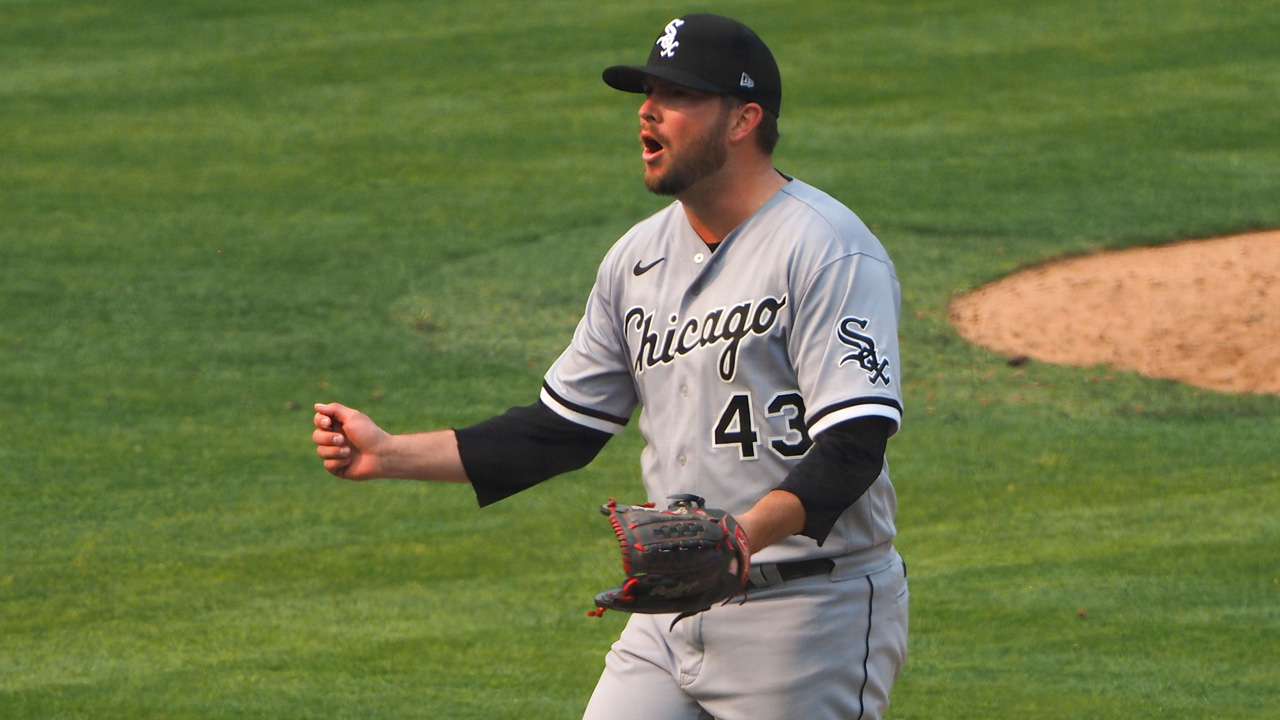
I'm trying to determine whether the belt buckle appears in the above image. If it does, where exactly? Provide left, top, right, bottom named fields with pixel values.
left=746, top=558, right=834, bottom=590
left=746, top=563, right=786, bottom=590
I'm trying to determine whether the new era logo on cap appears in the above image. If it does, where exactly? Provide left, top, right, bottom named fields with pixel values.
left=602, top=13, right=783, bottom=117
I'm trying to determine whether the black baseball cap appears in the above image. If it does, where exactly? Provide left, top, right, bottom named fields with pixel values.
left=603, top=14, right=782, bottom=117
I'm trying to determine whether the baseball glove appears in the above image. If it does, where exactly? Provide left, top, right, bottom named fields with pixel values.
left=589, top=494, right=751, bottom=623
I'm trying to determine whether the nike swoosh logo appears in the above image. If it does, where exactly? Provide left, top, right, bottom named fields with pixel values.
left=633, top=257, right=666, bottom=276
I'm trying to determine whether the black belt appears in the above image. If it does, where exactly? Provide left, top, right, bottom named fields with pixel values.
left=746, top=557, right=835, bottom=590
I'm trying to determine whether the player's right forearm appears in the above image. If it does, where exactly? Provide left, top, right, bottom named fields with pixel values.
left=380, top=430, right=471, bottom=483
left=453, top=401, right=613, bottom=507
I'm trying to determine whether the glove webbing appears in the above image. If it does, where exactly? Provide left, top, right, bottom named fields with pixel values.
left=588, top=498, right=650, bottom=618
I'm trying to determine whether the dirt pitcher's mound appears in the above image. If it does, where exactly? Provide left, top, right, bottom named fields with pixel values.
left=949, top=231, right=1280, bottom=396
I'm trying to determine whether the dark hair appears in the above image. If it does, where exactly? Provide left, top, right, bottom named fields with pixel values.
left=723, top=95, right=780, bottom=155
left=755, top=109, right=780, bottom=154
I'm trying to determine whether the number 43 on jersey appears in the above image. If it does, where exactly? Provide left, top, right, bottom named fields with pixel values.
left=713, top=392, right=813, bottom=460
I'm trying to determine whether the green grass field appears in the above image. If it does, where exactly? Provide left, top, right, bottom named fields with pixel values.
left=4, top=1, right=1279, bottom=717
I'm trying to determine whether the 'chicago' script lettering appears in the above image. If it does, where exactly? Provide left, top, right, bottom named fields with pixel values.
left=625, top=296, right=787, bottom=381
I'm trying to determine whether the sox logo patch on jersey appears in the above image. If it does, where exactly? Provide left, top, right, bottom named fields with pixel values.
left=838, top=316, right=892, bottom=386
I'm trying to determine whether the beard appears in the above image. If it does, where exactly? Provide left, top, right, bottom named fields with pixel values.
left=644, top=115, right=730, bottom=197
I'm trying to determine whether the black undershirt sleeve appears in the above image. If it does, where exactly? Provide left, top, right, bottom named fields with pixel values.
left=454, top=401, right=612, bottom=507
left=775, top=416, right=894, bottom=546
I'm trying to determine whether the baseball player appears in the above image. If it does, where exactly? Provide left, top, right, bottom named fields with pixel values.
left=313, top=13, right=907, bottom=720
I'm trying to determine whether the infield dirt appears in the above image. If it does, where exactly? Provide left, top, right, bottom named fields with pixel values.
left=948, top=231, right=1280, bottom=397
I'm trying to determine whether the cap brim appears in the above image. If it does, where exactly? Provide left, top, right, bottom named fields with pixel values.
left=602, top=64, right=728, bottom=96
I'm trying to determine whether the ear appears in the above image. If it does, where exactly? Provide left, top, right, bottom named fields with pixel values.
left=727, top=102, right=765, bottom=146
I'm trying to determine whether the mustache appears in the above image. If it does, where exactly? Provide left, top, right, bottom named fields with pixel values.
left=640, top=125, right=666, bottom=147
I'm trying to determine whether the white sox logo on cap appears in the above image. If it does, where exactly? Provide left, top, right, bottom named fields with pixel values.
left=657, top=18, right=684, bottom=58
left=603, top=13, right=783, bottom=117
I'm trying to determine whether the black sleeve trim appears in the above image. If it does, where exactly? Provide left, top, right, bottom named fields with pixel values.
left=455, top=401, right=612, bottom=507
left=541, top=382, right=632, bottom=427
left=807, top=396, right=903, bottom=430
left=775, top=416, right=893, bottom=546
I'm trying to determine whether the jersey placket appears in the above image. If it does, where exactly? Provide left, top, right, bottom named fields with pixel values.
left=657, top=236, right=719, bottom=496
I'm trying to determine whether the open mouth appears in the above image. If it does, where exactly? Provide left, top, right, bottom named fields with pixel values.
left=641, top=132, right=665, bottom=163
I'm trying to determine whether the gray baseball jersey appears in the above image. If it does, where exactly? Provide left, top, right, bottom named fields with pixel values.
left=542, top=177, right=902, bottom=566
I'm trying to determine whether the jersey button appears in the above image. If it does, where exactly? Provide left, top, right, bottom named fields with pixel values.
left=681, top=385, right=689, bottom=397
left=693, top=252, right=705, bottom=264
left=678, top=454, right=688, bottom=467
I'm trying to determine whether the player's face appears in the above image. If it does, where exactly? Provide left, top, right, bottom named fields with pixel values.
left=638, top=78, right=734, bottom=197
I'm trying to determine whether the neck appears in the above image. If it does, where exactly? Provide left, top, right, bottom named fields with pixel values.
left=679, top=159, right=788, bottom=246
